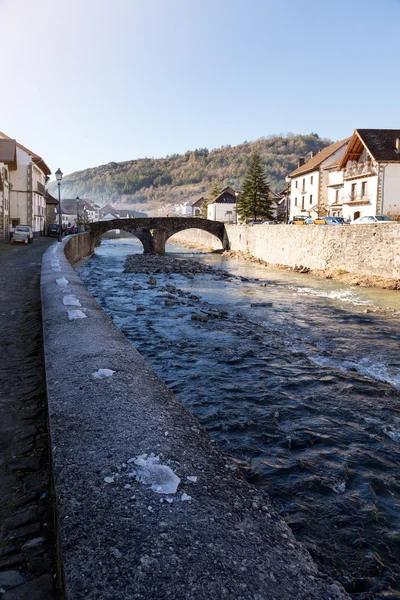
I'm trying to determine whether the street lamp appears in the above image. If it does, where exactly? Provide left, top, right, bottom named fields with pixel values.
left=76, top=196, right=80, bottom=230
left=55, top=168, right=63, bottom=242
left=235, top=191, right=239, bottom=224
left=285, top=176, right=291, bottom=223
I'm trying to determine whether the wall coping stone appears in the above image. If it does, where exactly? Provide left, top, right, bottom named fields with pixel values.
left=40, top=236, right=349, bottom=599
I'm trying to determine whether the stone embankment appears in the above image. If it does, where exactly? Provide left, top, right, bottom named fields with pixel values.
left=40, top=233, right=350, bottom=599
left=171, top=223, right=400, bottom=287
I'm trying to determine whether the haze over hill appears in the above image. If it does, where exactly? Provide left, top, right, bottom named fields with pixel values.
left=49, top=133, right=332, bottom=214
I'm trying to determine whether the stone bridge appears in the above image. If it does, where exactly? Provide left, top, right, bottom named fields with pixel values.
left=88, top=217, right=230, bottom=254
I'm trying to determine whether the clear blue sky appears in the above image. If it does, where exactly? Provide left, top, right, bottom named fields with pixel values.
left=2, top=0, right=399, bottom=179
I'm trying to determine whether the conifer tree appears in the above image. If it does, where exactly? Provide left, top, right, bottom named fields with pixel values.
left=237, top=153, right=272, bottom=222
left=200, top=180, right=223, bottom=218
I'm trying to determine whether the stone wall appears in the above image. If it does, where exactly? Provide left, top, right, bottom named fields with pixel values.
left=63, top=231, right=91, bottom=263
left=172, top=224, right=400, bottom=278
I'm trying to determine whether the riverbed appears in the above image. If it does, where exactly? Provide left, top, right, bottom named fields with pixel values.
left=80, top=238, right=400, bottom=599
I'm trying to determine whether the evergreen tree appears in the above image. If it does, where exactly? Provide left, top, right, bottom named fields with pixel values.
left=237, top=153, right=272, bottom=222
left=200, top=180, right=223, bottom=218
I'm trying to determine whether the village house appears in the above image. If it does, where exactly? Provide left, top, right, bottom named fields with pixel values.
left=99, top=203, right=142, bottom=220
left=207, top=187, right=238, bottom=223
left=191, top=197, right=205, bottom=217
left=337, top=129, right=400, bottom=221
left=0, top=132, right=51, bottom=238
left=45, top=191, right=58, bottom=228
left=58, top=198, right=101, bottom=228
left=0, top=138, right=17, bottom=241
left=288, top=139, right=349, bottom=220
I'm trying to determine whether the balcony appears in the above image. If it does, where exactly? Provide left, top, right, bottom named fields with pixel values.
left=342, top=195, right=371, bottom=206
left=343, top=161, right=377, bottom=180
left=300, top=188, right=307, bottom=194
left=37, top=181, right=46, bottom=195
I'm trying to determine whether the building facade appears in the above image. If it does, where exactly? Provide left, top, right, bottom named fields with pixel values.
left=337, top=129, right=400, bottom=221
left=288, top=139, right=349, bottom=220
left=207, top=187, right=237, bottom=223
left=0, top=132, right=51, bottom=238
left=0, top=139, right=17, bottom=241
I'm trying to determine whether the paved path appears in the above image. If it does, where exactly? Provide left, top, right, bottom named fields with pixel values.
left=0, top=239, right=57, bottom=599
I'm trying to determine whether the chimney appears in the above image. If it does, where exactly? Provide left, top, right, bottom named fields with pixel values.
left=298, top=158, right=305, bottom=167
left=309, top=151, right=315, bottom=158
left=395, top=138, right=400, bottom=154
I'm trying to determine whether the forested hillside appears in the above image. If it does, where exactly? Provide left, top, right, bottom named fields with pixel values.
left=50, top=133, right=332, bottom=213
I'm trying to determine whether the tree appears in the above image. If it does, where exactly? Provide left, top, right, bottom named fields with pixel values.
left=237, top=153, right=273, bottom=222
left=200, top=180, right=223, bottom=218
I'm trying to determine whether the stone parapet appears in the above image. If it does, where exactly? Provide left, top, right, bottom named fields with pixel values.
left=40, top=236, right=349, bottom=599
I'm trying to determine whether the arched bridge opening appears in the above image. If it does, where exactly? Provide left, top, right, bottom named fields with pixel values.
left=88, top=218, right=230, bottom=255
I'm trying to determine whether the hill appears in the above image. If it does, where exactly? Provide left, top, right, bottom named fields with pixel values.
left=49, top=133, right=332, bottom=214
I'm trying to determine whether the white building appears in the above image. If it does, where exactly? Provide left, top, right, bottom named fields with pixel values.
left=0, top=131, right=51, bottom=238
left=0, top=139, right=16, bottom=241
left=59, top=198, right=101, bottom=227
left=207, top=187, right=237, bottom=223
left=337, top=129, right=400, bottom=221
left=175, top=202, right=192, bottom=217
left=288, top=139, right=349, bottom=220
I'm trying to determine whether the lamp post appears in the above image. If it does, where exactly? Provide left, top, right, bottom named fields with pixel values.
left=76, top=196, right=80, bottom=230
left=235, top=191, right=239, bottom=224
left=285, top=176, right=291, bottom=223
left=55, top=168, right=63, bottom=242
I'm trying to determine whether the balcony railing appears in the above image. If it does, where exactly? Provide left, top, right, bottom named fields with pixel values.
left=343, top=162, right=377, bottom=179
left=37, top=181, right=46, bottom=195
left=342, top=195, right=371, bottom=206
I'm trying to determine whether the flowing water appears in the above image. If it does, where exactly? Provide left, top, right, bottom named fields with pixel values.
left=80, top=238, right=400, bottom=599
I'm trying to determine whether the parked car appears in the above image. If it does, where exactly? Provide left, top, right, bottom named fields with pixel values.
left=12, top=225, right=33, bottom=244
left=334, top=217, right=351, bottom=225
left=289, top=215, right=307, bottom=225
left=315, top=216, right=343, bottom=225
left=351, top=215, right=394, bottom=224
left=47, top=223, right=59, bottom=237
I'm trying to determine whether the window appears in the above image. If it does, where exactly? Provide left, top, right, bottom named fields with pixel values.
left=295, top=181, right=298, bottom=188
left=309, top=194, right=313, bottom=205
left=361, top=181, right=367, bottom=197
left=302, top=178, right=305, bottom=192
left=301, top=197, right=305, bottom=210
left=335, top=189, right=340, bottom=204
left=295, top=197, right=298, bottom=206
left=310, top=176, right=313, bottom=185
left=351, top=183, right=357, bottom=200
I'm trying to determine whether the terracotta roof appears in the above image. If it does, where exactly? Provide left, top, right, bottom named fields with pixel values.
left=323, top=160, right=339, bottom=170
left=45, top=191, right=58, bottom=205
left=355, top=129, right=400, bottom=162
left=0, top=139, right=17, bottom=169
left=0, top=131, right=51, bottom=175
left=289, top=138, right=350, bottom=177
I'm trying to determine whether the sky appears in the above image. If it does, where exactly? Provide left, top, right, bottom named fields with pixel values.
left=2, top=0, right=400, bottom=179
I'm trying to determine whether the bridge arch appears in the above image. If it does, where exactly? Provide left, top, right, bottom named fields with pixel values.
left=88, top=218, right=229, bottom=255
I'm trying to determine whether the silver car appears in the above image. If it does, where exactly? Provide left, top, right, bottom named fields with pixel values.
left=351, top=215, right=394, bottom=224
left=12, top=225, right=33, bottom=244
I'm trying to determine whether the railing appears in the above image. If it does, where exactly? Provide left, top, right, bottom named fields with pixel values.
left=343, top=162, right=377, bottom=179
left=342, top=195, right=371, bottom=206
left=37, top=181, right=46, bottom=195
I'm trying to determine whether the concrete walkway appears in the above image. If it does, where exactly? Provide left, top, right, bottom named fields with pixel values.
left=0, top=239, right=56, bottom=599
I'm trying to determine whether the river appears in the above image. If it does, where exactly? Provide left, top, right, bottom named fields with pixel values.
left=79, top=238, right=400, bottom=600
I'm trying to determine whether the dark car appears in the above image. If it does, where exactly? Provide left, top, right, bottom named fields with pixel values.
left=47, top=224, right=59, bottom=237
